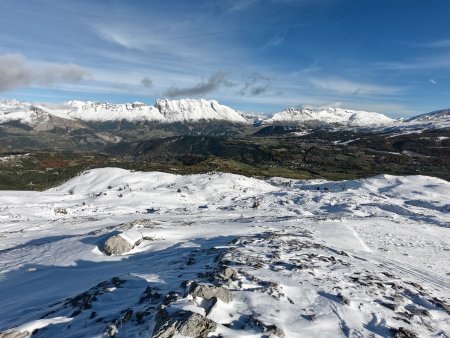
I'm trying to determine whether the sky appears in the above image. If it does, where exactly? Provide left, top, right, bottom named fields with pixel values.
left=0, top=0, right=449, bottom=117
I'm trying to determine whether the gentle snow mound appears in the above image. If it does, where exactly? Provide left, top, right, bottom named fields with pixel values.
left=49, top=167, right=278, bottom=207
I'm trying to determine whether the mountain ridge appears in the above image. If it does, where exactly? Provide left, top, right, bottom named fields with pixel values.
left=1, top=98, right=449, bottom=130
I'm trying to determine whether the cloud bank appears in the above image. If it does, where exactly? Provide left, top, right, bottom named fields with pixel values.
left=0, top=53, right=88, bottom=92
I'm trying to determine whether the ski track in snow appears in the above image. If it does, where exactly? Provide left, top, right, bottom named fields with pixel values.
left=0, top=168, right=449, bottom=337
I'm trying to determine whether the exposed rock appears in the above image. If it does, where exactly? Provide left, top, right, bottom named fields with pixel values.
left=189, top=283, right=233, bottom=303
left=103, top=235, right=133, bottom=255
left=0, top=331, right=29, bottom=338
left=54, top=207, right=68, bottom=214
left=337, top=293, right=351, bottom=305
left=265, top=324, right=285, bottom=338
left=105, top=323, right=118, bottom=337
left=218, top=266, right=238, bottom=281
left=430, top=297, right=450, bottom=313
left=393, top=327, right=418, bottom=338
left=162, top=291, right=180, bottom=305
left=200, top=298, right=218, bottom=315
left=152, top=309, right=217, bottom=338
left=301, top=314, right=317, bottom=321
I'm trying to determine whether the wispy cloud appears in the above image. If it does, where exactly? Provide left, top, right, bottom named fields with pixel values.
left=239, top=73, right=272, bottom=96
left=164, top=71, right=234, bottom=98
left=375, top=54, right=450, bottom=71
left=227, top=0, right=331, bottom=12
left=262, top=31, right=286, bottom=49
left=416, top=38, right=450, bottom=48
left=309, top=77, right=403, bottom=96
left=228, top=0, right=259, bottom=12
left=0, top=53, right=89, bottom=92
left=94, top=24, right=153, bottom=50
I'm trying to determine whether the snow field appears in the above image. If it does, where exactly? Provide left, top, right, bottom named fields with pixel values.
left=0, top=168, right=449, bottom=337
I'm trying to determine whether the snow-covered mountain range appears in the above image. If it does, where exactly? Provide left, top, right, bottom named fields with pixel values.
left=268, top=106, right=395, bottom=126
left=0, top=98, right=247, bottom=125
left=1, top=98, right=449, bottom=130
left=0, top=168, right=449, bottom=337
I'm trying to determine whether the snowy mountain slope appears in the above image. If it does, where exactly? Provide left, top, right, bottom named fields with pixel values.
left=0, top=100, right=89, bottom=132
left=0, top=99, right=247, bottom=126
left=0, top=169, right=449, bottom=337
left=155, top=98, right=247, bottom=123
left=407, top=108, right=450, bottom=123
left=269, top=106, right=395, bottom=127
left=401, top=109, right=450, bottom=130
left=369, top=109, right=450, bottom=136
left=2, top=98, right=450, bottom=131
left=66, top=100, right=165, bottom=123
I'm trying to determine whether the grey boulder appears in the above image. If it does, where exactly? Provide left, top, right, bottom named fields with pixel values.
left=189, top=283, right=233, bottom=303
left=103, top=235, right=133, bottom=255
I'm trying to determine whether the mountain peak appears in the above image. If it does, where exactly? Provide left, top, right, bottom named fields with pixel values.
left=155, top=98, right=247, bottom=123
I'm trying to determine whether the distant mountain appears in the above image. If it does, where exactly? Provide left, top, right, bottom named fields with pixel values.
left=0, top=99, right=248, bottom=126
left=374, top=108, right=450, bottom=134
left=406, top=109, right=450, bottom=126
left=407, top=108, right=449, bottom=122
left=154, top=99, right=247, bottom=123
left=0, top=99, right=86, bottom=131
left=268, top=106, right=395, bottom=127
left=2, top=98, right=450, bottom=132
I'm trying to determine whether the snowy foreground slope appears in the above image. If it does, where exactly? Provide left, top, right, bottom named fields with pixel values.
left=0, top=168, right=449, bottom=337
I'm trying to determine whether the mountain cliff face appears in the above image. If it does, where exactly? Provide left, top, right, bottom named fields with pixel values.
left=269, top=106, right=395, bottom=127
left=155, top=98, right=247, bottom=123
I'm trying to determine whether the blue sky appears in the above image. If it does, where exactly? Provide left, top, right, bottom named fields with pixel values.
left=0, top=0, right=449, bottom=117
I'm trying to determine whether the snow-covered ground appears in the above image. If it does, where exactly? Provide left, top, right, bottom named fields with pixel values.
left=0, top=168, right=449, bottom=337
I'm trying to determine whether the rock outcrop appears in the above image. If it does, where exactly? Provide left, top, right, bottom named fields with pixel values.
left=188, top=283, right=233, bottom=303
left=152, top=309, right=217, bottom=338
